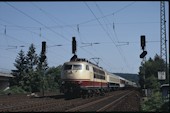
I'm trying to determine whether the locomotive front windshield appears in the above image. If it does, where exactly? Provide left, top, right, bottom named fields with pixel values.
left=64, top=65, right=72, bottom=70
left=72, top=65, right=82, bottom=70
left=64, top=64, right=82, bottom=70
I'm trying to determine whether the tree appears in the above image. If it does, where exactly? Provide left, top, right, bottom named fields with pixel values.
left=36, top=52, right=49, bottom=93
left=23, top=44, right=39, bottom=92
left=37, top=53, right=48, bottom=72
left=141, top=91, right=163, bottom=111
left=26, top=43, right=38, bottom=72
left=145, top=75, right=160, bottom=92
left=138, top=54, right=168, bottom=89
left=45, top=65, right=62, bottom=91
left=11, top=43, right=63, bottom=93
left=11, top=50, right=27, bottom=87
left=139, top=54, right=167, bottom=111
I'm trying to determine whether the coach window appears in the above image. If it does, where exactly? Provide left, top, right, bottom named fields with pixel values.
left=73, top=65, right=82, bottom=70
left=86, top=65, right=89, bottom=70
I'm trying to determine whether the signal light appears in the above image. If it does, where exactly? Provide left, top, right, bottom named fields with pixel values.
left=41, top=41, right=46, bottom=62
left=42, top=41, right=46, bottom=54
left=141, top=35, right=146, bottom=50
left=72, top=37, right=76, bottom=54
left=140, top=51, right=147, bottom=58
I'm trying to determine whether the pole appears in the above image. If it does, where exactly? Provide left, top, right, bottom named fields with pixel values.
left=143, top=57, right=147, bottom=96
left=41, top=41, right=46, bottom=97
left=42, top=63, right=45, bottom=97
left=140, top=35, right=147, bottom=96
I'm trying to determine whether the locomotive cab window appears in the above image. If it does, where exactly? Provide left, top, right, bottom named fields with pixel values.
left=73, top=64, right=82, bottom=70
left=64, top=65, right=72, bottom=70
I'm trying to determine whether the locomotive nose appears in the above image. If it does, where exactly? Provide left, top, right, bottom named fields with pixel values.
left=66, top=70, right=73, bottom=74
left=62, top=70, right=78, bottom=79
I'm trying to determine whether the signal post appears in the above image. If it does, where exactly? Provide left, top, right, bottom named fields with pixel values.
left=41, top=41, right=46, bottom=97
left=140, top=35, right=147, bottom=96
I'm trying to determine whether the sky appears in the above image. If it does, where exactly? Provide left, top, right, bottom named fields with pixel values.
left=0, top=1, right=169, bottom=74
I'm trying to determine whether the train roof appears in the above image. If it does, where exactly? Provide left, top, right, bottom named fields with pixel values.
left=65, top=58, right=103, bottom=69
left=106, top=71, right=120, bottom=77
left=118, top=76, right=126, bottom=80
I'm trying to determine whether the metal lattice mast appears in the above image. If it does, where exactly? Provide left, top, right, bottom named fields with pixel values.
left=160, top=1, right=168, bottom=77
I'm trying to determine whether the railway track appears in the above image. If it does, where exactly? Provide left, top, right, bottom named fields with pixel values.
left=97, top=90, right=134, bottom=111
left=0, top=90, right=140, bottom=112
left=65, top=90, right=133, bottom=112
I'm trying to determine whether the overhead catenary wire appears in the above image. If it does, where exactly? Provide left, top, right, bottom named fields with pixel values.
left=0, top=16, right=71, bottom=58
left=5, top=2, right=70, bottom=42
left=30, top=2, right=75, bottom=36
left=0, top=21, right=160, bottom=29
left=84, top=2, right=131, bottom=72
left=84, top=2, right=116, bottom=43
left=0, top=33, right=30, bottom=45
left=94, top=2, right=126, bottom=72
left=0, top=23, right=70, bottom=66
left=93, top=2, right=132, bottom=72
left=30, top=2, right=103, bottom=59
left=0, top=33, right=70, bottom=68
left=1, top=5, right=71, bottom=60
left=29, top=2, right=90, bottom=57
left=0, top=18, right=50, bottom=42
left=94, top=2, right=120, bottom=43
left=0, top=3, right=83, bottom=63
left=79, top=1, right=136, bottom=25
left=0, top=20, right=161, bottom=47
left=30, top=2, right=86, bottom=45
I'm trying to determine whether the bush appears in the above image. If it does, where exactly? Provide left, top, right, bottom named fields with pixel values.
left=0, top=86, right=27, bottom=95
left=160, top=101, right=169, bottom=112
left=141, top=91, right=163, bottom=111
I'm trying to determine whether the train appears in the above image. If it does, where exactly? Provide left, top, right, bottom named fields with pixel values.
left=60, top=56, right=137, bottom=98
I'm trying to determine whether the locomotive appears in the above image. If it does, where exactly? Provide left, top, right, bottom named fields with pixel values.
left=60, top=56, right=137, bottom=98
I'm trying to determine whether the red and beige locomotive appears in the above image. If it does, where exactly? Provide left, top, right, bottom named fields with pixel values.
left=60, top=56, right=137, bottom=98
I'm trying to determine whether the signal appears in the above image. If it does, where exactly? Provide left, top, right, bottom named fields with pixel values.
left=41, top=41, right=46, bottom=62
left=72, top=37, right=76, bottom=54
left=140, top=51, right=147, bottom=58
left=42, top=41, right=46, bottom=55
left=141, top=35, right=146, bottom=50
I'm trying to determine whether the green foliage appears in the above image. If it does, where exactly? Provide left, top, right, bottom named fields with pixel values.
left=37, top=53, right=48, bottom=71
left=160, top=101, right=169, bottom=112
left=44, top=65, right=62, bottom=91
left=11, top=44, right=42, bottom=92
left=0, top=86, right=27, bottom=95
left=26, top=44, right=38, bottom=71
left=23, top=44, right=41, bottom=92
left=145, top=75, right=160, bottom=92
left=11, top=43, right=62, bottom=94
left=141, top=91, right=163, bottom=111
left=11, top=50, right=27, bottom=86
left=138, top=54, right=168, bottom=89
left=139, top=54, right=169, bottom=112
left=29, top=71, right=42, bottom=92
